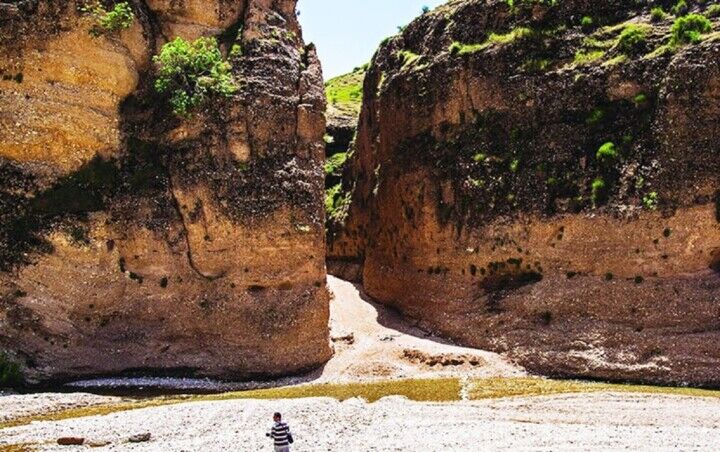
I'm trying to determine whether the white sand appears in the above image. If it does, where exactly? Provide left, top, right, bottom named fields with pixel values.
left=3, top=392, right=720, bottom=450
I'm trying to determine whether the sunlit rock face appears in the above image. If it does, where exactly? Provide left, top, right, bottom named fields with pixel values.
left=332, top=0, right=720, bottom=385
left=0, top=0, right=331, bottom=384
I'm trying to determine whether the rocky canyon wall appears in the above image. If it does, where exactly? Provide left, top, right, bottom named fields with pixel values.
left=331, top=0, right=720, bottom=386
left=0, top=0, right=331, bottom=384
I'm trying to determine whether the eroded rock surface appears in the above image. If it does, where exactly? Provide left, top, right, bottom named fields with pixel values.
left=331, top=0, right=720, bottom=385
left=0, top=0, right=330, bottom=384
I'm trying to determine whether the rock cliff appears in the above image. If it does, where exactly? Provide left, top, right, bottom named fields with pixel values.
left=0, top=0, right=331, bottom=384
left=331, top=0, right=720, bottom=385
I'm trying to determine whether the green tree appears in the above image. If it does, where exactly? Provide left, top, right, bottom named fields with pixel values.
left=153, top=37, right=238, bottom=117
left=82, top=1, right=135, bottom=36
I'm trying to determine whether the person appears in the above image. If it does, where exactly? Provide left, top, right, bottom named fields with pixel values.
left=266, top=412, right=293, bottom=451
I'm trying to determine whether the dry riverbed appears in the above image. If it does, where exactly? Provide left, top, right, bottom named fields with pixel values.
left=3, top=278, right=720, bottom=450
left=3, top=391, right=720, bottom=451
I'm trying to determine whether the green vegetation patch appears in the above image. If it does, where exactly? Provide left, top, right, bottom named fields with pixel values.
left=617, top=24, right=650, bottom=55
left=153, top=37, right=237, bottom=117
left=82, top=1, right=134, bottom=36
left=233, top=378, right=462, bottom=403
left=596, top=142, right=618, bottom=163
left=643, top=191, right=659, bottom=210
left=573, top=49, right=605, bottom=65
left=325, top=66, right=365, bottom=118
left=670, top=13, right=713, bottom=45
left=324, top=152, right=348, bottom=176
left=450, top=27, right=534, bottom=55
left=325, top=183, right=352, bottom=225
left=651, top=7, right=667, bottom=22
left=591, top=177, right=607, bottom=206
left=398, top=50, right=422, bottom=70
left=5, top=378, right=720, bottom=431
left=469, top=377, right=720, bottom=400
left=709, top=5, right=720, bottom=18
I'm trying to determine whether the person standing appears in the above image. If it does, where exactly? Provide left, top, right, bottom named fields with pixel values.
left=267, top=412, right=293, bottom=451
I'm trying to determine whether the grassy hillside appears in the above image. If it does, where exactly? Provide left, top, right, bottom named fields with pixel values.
left=325, top=64, right=366, bottom=118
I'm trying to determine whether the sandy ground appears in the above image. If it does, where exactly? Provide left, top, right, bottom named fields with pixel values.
left=317, top=276, right=524, bottom=381
left=3, top=393, right=720, bottom=450
left=3, top=277, right=720, bottom=450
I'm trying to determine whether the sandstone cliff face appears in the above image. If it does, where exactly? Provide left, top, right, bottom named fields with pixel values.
left=332, top=0, right=720, bottom=385
left=0, top=0, right=330, bottom=384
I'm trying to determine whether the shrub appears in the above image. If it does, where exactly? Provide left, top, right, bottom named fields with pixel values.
left=591, top=177, right=607, bottom=206
left=581, top=16, right=594, bottom=28
left=596, top=142, right=618, bottom=163
left=672, top=0, right=688, bottom=16
left=617, top=24, right=649, bottom=55
left=325, top=152, right=348, bottom=176
left=671, top=14, right=712, bottom=45
left=651, top=7, right=667, bottom=22
left=153, top=37, right=237, bottom=117
left=633, top=93, right=648, bottom=106
left=643, top=191, right=659, bottom=210
left=83, top=1, right=135, bottom=36
left=709, top=5, right=720, bottom=18
left=325, top=184, right=352, bottom=224
left=473, top=152, right=487, bottom=163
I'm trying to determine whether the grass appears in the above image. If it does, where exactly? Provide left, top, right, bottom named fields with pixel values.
left=469, top=378, right=720, bottom=400
left=450, top=26, right=534, bottom=55
left=4, top=378, right=720, bottom=431
left=398, top=50, right=421, bottom=69
left=670, top=13, right=712, bottom=46
left=324, top=152, right=348, bottom=176
left=573, top=49, right=605, bottom=65
left=0, top=444, right=38, bottom=452
left=325, top=65, right=366, bottom=118
left=233, top=378, right=462, bottom=403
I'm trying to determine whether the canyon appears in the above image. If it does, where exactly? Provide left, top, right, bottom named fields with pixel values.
left=0, top=0, right=719, bottom=392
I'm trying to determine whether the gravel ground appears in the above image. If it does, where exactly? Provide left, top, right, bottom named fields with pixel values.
left=3, top=392, right=720, bottom=450
left=0, top=392, right=121, bottom=424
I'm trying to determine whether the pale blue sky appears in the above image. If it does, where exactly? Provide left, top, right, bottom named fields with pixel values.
left=298, top=0, right=446, bottom=79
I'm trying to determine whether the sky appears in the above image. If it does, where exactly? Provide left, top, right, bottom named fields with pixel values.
left=298, top=0, right=446, bottom=80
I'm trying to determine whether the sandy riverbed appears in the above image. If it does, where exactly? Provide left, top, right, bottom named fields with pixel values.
left=3, top=392, right=720, bottom=450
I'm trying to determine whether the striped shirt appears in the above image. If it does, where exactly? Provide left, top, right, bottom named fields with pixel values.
left=270, top=421, right=291, bottom=447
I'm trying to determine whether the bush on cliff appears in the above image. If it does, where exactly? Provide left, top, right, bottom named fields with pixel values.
left=153, top=37, right=238, bottom=117
left=591, top=178, right=607, bottom=206
left=617, top=24, right=649, bottom=55
left=82, top=1, right=135, bottom=36
left=596, top=142, right=618, bottom=163
left=670, top=14, right=712, bottom=45
left=651, top=7, right=667, bottom=22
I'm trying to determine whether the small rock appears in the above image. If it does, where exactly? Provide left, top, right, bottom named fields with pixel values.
left=88, top=440, right=112, bottom=448
left=57, top=437, right=85, bottom=446
left=128, top=433, right=151, bottom=443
